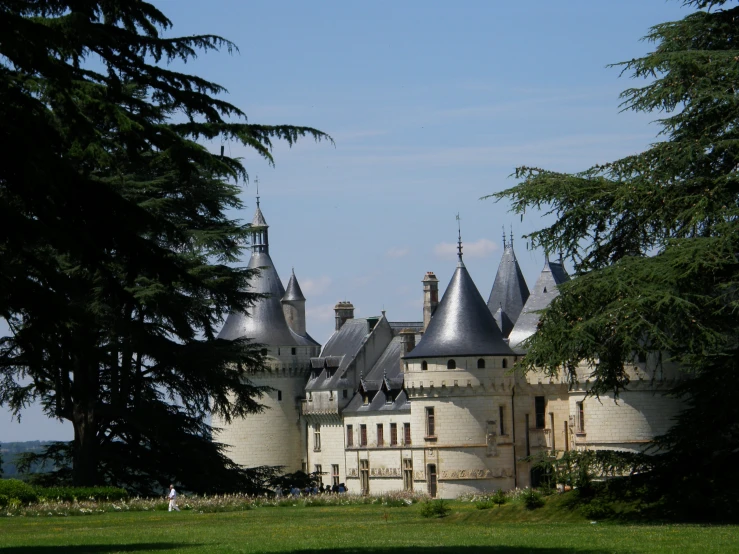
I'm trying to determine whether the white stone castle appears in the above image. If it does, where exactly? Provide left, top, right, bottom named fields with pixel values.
left=213, top=200, right=683, bottom=498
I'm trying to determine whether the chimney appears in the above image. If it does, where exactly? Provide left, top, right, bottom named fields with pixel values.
left=399, top=329, right=416, bottom=371
left=334, top=301, right=355, bottom=331
left=422, top=272, right=439, bottom=332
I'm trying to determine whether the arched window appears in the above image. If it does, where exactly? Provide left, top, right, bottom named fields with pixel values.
left=502, top=358, right=508, bottom=369
left=477, top=358, right=485, bottom=369
left=421, top=361, right=428, bottom=371
left=447, top=359, right=456, bottom=370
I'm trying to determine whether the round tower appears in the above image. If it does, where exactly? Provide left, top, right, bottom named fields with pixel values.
left=214, top=197, right=320, bottom=472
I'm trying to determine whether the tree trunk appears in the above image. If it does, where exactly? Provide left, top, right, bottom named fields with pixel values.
left=72, top=356, right=98, bottom=487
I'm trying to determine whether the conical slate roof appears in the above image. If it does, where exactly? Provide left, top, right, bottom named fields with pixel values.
left=493, top=307, right=514, bottom=339
left=218, top=204, right=318, bottom=347
left=282, top=270, right=306, bottom=302
left=252, top=205, right=268, bottom=227
left=404, top=260, right=513, bottom=359
left=508, top=257, right=570, bottom=353
left=487, top=242, right=529, bottom=331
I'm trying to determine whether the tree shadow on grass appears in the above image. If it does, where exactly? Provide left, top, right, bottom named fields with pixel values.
left=0, top=544, right=199, bottom=554
left=255, top=545, right=603, bottom=554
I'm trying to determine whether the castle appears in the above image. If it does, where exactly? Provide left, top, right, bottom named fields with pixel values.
left=213, top=200, right=683, bottom=498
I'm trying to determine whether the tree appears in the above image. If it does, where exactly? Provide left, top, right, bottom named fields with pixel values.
left=490, top=0, right=739, bottom=519
left=0, top=1, right=329, bottom=492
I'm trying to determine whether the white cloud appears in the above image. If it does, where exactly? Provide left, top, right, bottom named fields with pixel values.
left=305, top=303, right=336, bottom=322
left=434, top=238, right=499, bottom=260
left=386, top=247, right=410, bottom=259
left=299, top=275, right=332, bottom=296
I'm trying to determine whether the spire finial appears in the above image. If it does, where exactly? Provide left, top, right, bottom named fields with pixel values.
left=502, top=226, right=506, bottom=249
left=510, top=225, right=514, bottom=248
left=456, top=213, right=463, bottom=261
left=255, top=175, right=260, bottom=207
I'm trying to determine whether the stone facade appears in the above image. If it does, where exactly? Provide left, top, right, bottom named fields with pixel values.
left=215, top=203, right=685, bottom=498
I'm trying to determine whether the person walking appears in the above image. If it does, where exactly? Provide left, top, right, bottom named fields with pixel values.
left=168, top=484, right=181, bottom=512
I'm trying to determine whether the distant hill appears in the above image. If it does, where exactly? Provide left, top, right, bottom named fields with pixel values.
left=1, top=441, right=56, bottom=477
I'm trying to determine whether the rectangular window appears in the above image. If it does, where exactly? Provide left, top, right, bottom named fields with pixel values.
left=403, top=458, right=413, bottom=491
left=332, top=464, right=340, bottom=486
left=313, top=424, right=321, bottom=452
left=577, top=401, right=585, bottom=432
left=346, top=425, right=354, bottom=447
left=291, top=347, right=297, bottom=355
left=377, top=424, right=384, bottom=447
left=426, top=407, right=435, bottom=437
left=390, top=423, right=398, bottom=446
left=360, top=424, right=367, bottom=447
left=427, top=464, right=437, bottom=498
left=277, top=390, right=282, bottom=402
left=360, top=459, right=369, bottom=495
left=343, top=389, right=348, bottom=399
left=315, top=464, right=323, bottom=486
left=404, top=422, right=411, bottom=445
left=499, top=406, right=505, bottom=435
left=535, top=396, right=546, bottom=429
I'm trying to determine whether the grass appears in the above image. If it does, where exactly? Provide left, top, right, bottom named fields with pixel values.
left=0, top=498, right=738, bottom=553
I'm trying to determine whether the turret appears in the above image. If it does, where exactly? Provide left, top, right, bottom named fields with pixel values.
left=282, top=269, right=307, bottom=336
left=487, top=228, right=530, bottom=334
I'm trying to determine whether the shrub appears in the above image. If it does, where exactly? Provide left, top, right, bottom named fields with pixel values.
left=420, top=498, right=451, bottom=518
left=520, top=488, right=544, bottom=510
left=581, top=499, right=616, bottom=520
left=492, top=488, right=508, bottom=507
left=0, top=494, right=8, bottom=508
left=36, top=486, right=128, bottom=502
left=475, top=498, right=496, bottom=510
left=0, top=479, right=39, bottom=504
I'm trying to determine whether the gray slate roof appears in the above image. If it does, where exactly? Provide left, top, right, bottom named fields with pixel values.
left=493, top=307, right=514, bottom=338
left=282, top=270, right=306, bottom=302
left=306, top=318, right=373, bottom=391
left=404, top=260, right=514, bottom=359
left=252, top=205, right=268, bottom=227
left=343, top=336, right=409, bottom=413
left=487, top=243, right=529, bottom=333
left=508, top=257, right=570, bottom=354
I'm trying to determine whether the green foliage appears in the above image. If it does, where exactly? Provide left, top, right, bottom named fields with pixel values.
left=0, top=479, right=39, bottom=504
left=580, top=499, right=616, bottom=520
left=420, top=498, right=451, bottom=518
left=36, top=486, right=128, bottom=502
left=474, top=489, right=509, bottom=510
left=487, top=0, right=739, bottom=520
left=520, top=489, right=545, bottom=510
left=0, top=1, right=328, bottom=493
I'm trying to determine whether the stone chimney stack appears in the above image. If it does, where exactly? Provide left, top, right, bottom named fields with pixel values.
left=334, top=301, right=355, bottom=331
left=399, top=329, right=416, bottom=371
left=422, top=272, right=439, bottom=332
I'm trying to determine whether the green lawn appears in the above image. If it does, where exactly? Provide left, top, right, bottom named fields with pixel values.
left=0, top=501, right=737, bottom=554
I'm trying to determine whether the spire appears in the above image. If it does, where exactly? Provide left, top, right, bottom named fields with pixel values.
left=487, top=226, right=530, bottom=335
left=501, top=226, right=507, bottom=249
left=509, top=225, right=514, bottom=248
left=250, top=181, right=269, bottom=254
left=282, top=268, right=306, bottom=302
left=456, top=213, right=464, bottom=266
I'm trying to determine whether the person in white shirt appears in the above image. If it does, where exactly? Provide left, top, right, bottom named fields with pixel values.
left=168, top=484, right=180, bottom=512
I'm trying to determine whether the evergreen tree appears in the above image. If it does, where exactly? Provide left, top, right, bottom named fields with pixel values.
left=490, top=0, right=739, bottom=519
left=0, top=1, right=328, bottom=492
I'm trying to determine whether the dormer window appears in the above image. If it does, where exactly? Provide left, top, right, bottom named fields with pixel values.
left=447, top=359, right=456, bottom=370
left=363, top=395, right=369, bottom=405
left=477, top=358, right=485, bottom=369
left=386, top=393, right=393, bottom=405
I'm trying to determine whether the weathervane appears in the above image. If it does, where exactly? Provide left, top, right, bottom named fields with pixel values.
left=456, top=213, right=463, bottom=260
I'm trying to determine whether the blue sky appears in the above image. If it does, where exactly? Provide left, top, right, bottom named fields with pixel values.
left=1, top=0, right=690, bottom=442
